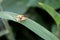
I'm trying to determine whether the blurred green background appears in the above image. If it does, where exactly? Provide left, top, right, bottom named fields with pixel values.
left=0, top=0, right=60, bottom=40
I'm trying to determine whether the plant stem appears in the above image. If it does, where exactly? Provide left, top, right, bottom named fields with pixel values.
left=2, top=19, right=15, bottom=40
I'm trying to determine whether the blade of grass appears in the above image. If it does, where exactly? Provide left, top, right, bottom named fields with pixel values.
left=0, top=30, right=9, bottom=37
left=2, top=19, right=15, bottom=40
left=38, top=2, right=60, bottom=39
left=20, top=18, right=59, bottom=40
left=0, top=11, right=59, bottom=40
left=38, top=2, right=60, bottom=27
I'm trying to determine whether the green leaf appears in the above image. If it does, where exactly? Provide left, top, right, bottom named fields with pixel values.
left=38, top=2, right=60, bottom=26
left=20, top=18, right=59, bottom=40
left=2, top=19, right=15, bottom=40
left=0, top=11, right=59, bottom=40
left=38, top=2, right=60, bottom=38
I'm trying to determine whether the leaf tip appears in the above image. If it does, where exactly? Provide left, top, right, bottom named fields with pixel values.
left=38, top=2, right=43, bottom=6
